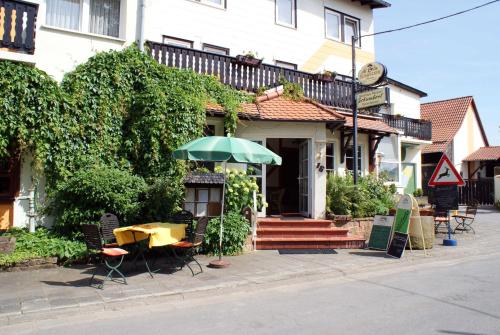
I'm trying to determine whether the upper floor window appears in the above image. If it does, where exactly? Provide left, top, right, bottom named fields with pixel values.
left=191, top=0, right=225, bottom=9
left=202, top=43, right=230, bottom=55
left=162, top=35, right=194, bottom=48
left=276, top=0, right=296, bottom=28
left=325, top=8, right=360, bottom=47
left=275, top=60, right=297, bottom=70
left=46, top=0, right=121, bottom=38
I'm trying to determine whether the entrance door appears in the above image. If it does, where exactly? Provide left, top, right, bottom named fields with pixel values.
left=298, top=140, right=309, bottom=216
left=402, top=163, right=416, bottom=195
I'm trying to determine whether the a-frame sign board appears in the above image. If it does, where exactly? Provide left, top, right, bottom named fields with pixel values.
left=428, top=154, right=465, bottom=187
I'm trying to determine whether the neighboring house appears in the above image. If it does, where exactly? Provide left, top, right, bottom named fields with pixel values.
left=420, top=96, right=491, bottom=203
left=2, top=0, right=432, bottom=230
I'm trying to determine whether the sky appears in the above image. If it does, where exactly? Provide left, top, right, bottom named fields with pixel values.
left=374, top=0, right=500, bottom=145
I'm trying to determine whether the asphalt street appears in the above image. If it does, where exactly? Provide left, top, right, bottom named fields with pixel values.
left=3, top=251, right=500, bottom=335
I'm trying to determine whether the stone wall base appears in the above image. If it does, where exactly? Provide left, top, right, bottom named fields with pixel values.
left=334, top=218, right=374, bottom=241
left=1, top=257, right=57, bottom=272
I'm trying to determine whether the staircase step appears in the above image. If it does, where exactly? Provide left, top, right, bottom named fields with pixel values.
left=256, top=237, right=366, bottom=250
left=256, top=236, right=363, bottom=242
left=257, top=227, right=349, bottom=238
left=257, top=218, right=332, bottom=228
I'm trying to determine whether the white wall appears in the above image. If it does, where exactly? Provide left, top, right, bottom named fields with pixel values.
left=144, top=0, right=376, bottom=75
left=387, top=84, right=422, bottom=119
left=453, top=106, right=487, bottom=175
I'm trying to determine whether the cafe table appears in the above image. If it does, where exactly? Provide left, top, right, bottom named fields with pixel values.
left=113, top=223, right=188, bottom=276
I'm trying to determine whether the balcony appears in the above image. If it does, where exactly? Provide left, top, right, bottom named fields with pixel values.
left=147, top=41, right=355, bottom=110
left=381, top=114, right=432, bottom=141
left=0, top=0, right=38, bottom=55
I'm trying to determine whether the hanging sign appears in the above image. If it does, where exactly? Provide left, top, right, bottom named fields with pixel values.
left=358, top=62, right=387, bottom=86
left=368, top=215, right=394, bottom=250
left=428, top=154, right=465, bottom=186
left=356, top=87, right=389, bottom=109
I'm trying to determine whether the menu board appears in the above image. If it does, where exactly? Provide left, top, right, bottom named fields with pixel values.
left=368, top=215, right=394, bottom=250
left=387, top=232, right=409, bottom=259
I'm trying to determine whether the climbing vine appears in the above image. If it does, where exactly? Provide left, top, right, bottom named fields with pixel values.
left=0, top=46, right=250, bottom=233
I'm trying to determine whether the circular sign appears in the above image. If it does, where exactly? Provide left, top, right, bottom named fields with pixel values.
left=358, top=62, right=387, bottom=86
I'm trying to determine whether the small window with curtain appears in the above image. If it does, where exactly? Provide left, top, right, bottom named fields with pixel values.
left=325, top=142, right=335, bottom=173
left=275, top=60, right=297, bottom=70
left=275, top=0, right=296, bottom=28
left=345, top=145, right=363, bottom=175
left=162, top=35, right=194, bottom=48
left=45, top=0, right=121, bottom=38
left=344, top=17, right=360, bottom=46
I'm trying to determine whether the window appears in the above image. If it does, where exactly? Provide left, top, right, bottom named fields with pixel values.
left=326, top=142, right=335, bottom=173
left=325, top=9, right=341, bottom=41
left=184, top=187, right=222, bottom=217
left=202, top=44, right=230, bottom=55
left=45, top=0, right=121, bottom=38
left=191, top=0, right=225, bottom=9
left=275, top=60, right=297, bottom=70
left=324, top=8, right=360, bottom=46
left=377, top=136, right=399, bottom=182
left=162, top=35, right=194, bottom=48
left=276, top=0, right=296, bottom=28
left=345, top=145, right=362, bottom=174
left=344, top=17, right=360, bottom=46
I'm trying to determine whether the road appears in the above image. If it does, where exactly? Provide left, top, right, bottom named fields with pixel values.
left=3, top=252, right=500, bottom=335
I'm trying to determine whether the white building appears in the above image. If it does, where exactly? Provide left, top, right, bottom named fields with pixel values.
left=1, top=0, right=431, bottom=231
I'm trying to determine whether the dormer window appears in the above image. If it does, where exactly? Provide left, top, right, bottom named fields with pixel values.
left=276, top=0, right=296, bottom=28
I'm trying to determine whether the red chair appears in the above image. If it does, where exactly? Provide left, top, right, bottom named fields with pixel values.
left=82, top=224, right=129, bottom=289
left=171, top=216, right=209, bottom=276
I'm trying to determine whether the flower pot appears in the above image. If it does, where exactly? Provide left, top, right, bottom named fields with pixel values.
left=313, top=73, right=335, bottom=82
left=233, top=55, right=263, bottom=67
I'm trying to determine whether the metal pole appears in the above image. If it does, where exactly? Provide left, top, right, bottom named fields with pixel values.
left=219, top=161, right=227, bottom=261
left=138, top=0, right=146, bottom=51
left=351, top=35, right=358, bottom=185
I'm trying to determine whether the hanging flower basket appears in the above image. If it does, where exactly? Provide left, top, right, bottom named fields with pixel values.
left=233, top=55, right=263, bottom=67
left=313, top=72, right=336, bottom=82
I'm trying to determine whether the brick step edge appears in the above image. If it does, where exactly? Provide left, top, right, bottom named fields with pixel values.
left=256, top=236, right=365, bottom=242
left=256, top=240, right=366, bottom=250
left=257, top=227, right=349, bottom=233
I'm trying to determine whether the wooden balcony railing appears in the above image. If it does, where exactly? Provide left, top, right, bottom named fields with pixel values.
left=381, top=114, right=432, bottom=141
left=0, top=0, right=38, bottom=54
left=147, top=41, right=355, bottom=109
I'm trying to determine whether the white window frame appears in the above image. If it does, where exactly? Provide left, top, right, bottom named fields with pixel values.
left=202, top=43, right=230, bottom=55
left=275, top=0, right=296, bottom=28
left=345, top=145, right=363, bottom=175
left=275, top=60, right=297, bottom=70
left=324, top=9, right=341, bottom=42
left=162, top=35, right=194, bottom=49
left=44, top=0, right=123, bottom=39
left=325, top=141, right=336, bottom=173
left=344, top=16, right=360, bottom=47
left=189, top=0, right=225, bottom=9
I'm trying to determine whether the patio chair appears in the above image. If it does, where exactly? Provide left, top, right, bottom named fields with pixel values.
left=171, top=210, right=194, bottom=241
left=433, top=209, right=450, bottom=234
left=99, top=213, right=120, bottom=247
left=170, top=216, right=209, bottom=276
left=81, top=224, right=129, bottom=289
left=453, top=201, right=479, bottom=234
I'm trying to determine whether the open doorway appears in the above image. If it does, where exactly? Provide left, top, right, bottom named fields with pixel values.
left=265, top=138, right=310, bottom=217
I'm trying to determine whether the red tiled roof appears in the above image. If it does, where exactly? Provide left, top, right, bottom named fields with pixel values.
left=421, top=96, right=473, bottom=154
left=421, top=96, right=489, bottom=154
left=463, top=146, right=500, bottom=161
left=343, top=114, right=399, bottom=134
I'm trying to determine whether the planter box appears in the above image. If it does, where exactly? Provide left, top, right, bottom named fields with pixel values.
left=233, top=55, right=263, bottom=67
left=0, top=237, right=15, bottom=254
left=313, top=73, right=335, bottom=82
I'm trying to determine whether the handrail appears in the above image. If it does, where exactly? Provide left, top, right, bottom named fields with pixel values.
left=0, top=0, right=38, bottom=54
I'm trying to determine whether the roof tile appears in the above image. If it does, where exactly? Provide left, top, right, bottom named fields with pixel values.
left=463, top=146, right=500, bottom=161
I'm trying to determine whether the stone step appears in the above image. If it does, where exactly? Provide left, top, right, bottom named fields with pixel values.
left=257, top=218, right=333, bottom=228
left=256, top=236, right=366, bottom=250
left=257, top=227, right=350, bottom=238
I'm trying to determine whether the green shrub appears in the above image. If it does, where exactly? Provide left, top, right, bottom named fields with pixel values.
left=326, top=173, right=396, bottom=218
left=49, top=165, right=147, bottom=236
left=216, top=167, right=266, bottom=213
left=203, top=211, right=250, bottom=255
left=140, top=176, right=184, bottom=222
left=0, top=228, right=86, bottom=268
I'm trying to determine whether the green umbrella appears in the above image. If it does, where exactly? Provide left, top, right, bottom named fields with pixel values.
left=173, top=136, right=281, bottom=268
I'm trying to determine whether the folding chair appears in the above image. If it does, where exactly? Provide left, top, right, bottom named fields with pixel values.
left=433, top=209, right=450, bottom=234
left=99, top=213, right=120, bottom=247
left=81, top=224, right=129, bottom=289
left=453, top=202, right=478, bottom=234
left=171, top=216, right=209, bottom=276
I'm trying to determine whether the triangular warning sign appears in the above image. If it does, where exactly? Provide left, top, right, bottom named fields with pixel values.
left=428, top=154, right=465, bottom=186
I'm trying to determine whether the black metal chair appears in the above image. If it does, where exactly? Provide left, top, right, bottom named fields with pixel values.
left=171, top=210, right=194, bottom=241
left=453, top=201, right=479, bottom=234
left=99, top=213, right=120, bottom=247
left=81, top=224, right=129, bottom=289
left=171, top=216, right=209, bottom=276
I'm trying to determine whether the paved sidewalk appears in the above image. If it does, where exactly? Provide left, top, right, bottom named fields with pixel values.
left=1, top=208, right=499, bottom=325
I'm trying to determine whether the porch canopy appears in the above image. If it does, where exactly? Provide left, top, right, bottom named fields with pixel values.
left=463, top=146, right=500, bottom=162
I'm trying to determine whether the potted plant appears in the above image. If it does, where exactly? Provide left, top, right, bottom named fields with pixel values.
left=313, top=70, right=337, bottom=82
left=233, top=51, right=263, bottom=67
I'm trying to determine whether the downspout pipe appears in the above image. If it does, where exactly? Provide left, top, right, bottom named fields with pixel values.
left=138, top=0, right=146, bottom=51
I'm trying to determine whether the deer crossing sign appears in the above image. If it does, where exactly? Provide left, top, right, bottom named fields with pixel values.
left=428, top=154, right=465, bottom=187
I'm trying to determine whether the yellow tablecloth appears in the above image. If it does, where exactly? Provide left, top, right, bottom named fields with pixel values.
left=113, top=223, right=187, bottom=248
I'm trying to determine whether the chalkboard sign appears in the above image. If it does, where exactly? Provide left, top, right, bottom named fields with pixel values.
left=368, top=215, right=394, bottom=250
left=387, top=232, right=409, bottom=259
left=428, top=185, right=458, bottom=211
